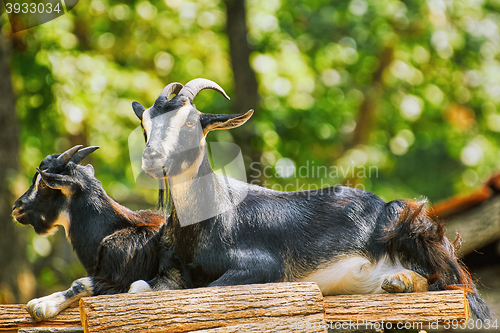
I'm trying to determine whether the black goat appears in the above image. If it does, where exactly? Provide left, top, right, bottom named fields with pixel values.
left=131, top=78, right=491, bottom=321
left=12, top=146, right=183, bottom=321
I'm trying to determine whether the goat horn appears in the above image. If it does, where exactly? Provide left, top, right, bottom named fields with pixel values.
left=71, top=146, right=100, bottom=165
left=36, top=167, right=50, bottom=180
left=178, top=78, right=230, bottom=101
left=160, top=82, right=184, bottom=99
left=57, top=145, right=83, bottom=164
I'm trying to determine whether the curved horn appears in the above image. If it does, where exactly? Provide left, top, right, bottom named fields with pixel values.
left=178, top=78, right=230, bottom=101
left=160, top=82, right=184, bottom=100
left=71, top=146, right=100, bottom=165
left=57, top=145, right=83, bottom=164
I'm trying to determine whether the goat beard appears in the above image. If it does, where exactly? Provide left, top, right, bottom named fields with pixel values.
left=157, top=178, right=173, bottom=215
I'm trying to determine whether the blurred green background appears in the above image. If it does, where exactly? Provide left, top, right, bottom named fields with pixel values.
left=1, top=0, right=500, bottom=303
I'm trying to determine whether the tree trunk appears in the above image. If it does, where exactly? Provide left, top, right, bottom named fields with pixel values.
left=351, top=47, right=393, bottom=147
left=224, top=0, right=260, bottom=116
left=223, top=0, right=261, bottom=171
left=0, top=35, right=31, bottom=303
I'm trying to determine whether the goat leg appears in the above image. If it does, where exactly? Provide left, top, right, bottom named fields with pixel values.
left=26, top=277, right=93, bottom=321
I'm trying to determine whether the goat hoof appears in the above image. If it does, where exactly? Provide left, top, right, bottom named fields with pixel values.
left=26, top=297, right=62, bottom=321
left=382, top=271, right=428, bottom=293
left=128, top=280, right=152, bottom=293
left=382, top=275, right=412, bottom=293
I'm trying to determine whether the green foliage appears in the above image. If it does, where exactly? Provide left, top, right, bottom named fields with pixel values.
left=3, top=0, right=500, bottom=294
left=245, top=0, right=500, bottom=201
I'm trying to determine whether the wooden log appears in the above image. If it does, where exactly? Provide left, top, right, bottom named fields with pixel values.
left=429, top=184, right=492, bottom=218
left=443, top=195, right=500, bottom=255
left=79, top=282, right=325, bottom=333
left=324, top=290, right=468, bottom=325
left=191, top=314, right=325, bottom=332
left=18, top=328, right=83, bottom=333
left=0, top=305, right=81, bottom=331
left=428, top=174, right=500, bottom=255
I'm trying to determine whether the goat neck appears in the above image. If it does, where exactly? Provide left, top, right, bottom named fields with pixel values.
left=65, top=176, right=133, bottom=272
left=167, top=146, right=238, bottom=228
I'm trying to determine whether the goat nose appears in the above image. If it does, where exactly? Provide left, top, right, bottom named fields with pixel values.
left=144, top=147, right=162, bottom=161
left=12, top=201, right=21, bottom=211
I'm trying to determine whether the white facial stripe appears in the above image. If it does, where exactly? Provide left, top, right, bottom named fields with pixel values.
left=159, top=103, right=192, bottom=157
left=28, top=174, right=42, bottom=201
left=142, top=109, right=152, bottom=139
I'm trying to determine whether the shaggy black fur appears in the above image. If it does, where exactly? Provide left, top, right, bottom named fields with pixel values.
left=12, top=146, right=184, bottom=296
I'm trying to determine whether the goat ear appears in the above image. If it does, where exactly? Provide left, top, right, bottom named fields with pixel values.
left=200, top=110, right=254, bottom=133
left=132, top=102, right=146, bottom=120
left=84, top=164, right=95, bottom=176
left=37, top=168, right=74, bottom=192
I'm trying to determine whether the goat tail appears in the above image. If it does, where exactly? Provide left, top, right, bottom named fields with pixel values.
left=465, top=286, right=492, bottom=322
left=383, top=200, right=492, bottom=321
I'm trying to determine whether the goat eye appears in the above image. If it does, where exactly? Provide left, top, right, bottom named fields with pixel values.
left=186, top=121, right=195, bottom=128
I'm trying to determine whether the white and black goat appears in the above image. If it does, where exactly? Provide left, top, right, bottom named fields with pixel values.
left=131, top=78, right=491, bottom=320
left=12, top=146, right=183, bottom=321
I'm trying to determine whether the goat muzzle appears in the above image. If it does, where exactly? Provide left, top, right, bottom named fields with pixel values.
left=12, top=205, right=29, bottom=224
left=142, top=148, right=168, bottom=179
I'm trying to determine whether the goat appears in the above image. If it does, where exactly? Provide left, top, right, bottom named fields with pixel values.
left=130, top=78, right=491, bottom=320
left=12, top=145, right=184, bottom=321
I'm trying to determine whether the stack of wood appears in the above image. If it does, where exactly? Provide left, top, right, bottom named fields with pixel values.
left=0, top=282, right=469, bottom=333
